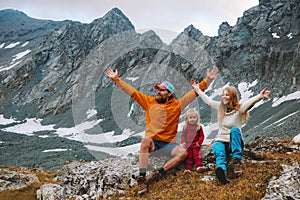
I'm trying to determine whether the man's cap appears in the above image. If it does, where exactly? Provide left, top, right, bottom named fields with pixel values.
left=154, top=81, right=175, bottom=93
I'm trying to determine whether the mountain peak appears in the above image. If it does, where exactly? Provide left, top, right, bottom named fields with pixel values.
left=182, top=24, right=203, bottom=39
left=0, top=9, right=29, bottom=22
left=184, top=25, right=202, bottom=34
left=108, top=7, right=126, bottom=16
left=0, top=9, right=52, bottom=37
left=103, top=7, right=133, bottom=26
left=0, top=9, right=27, bottom=17
left=91, top=7, right=134, bottom=31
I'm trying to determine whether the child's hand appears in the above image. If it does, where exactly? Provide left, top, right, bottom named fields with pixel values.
left=196, top=142, right=200, bottom=147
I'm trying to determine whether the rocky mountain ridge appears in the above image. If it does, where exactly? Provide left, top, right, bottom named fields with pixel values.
left=0, top=0, right=299, bottom=169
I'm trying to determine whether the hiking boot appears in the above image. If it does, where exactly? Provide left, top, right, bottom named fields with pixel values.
left=215, top=167, right=229, bottom=185
left=227, top=161, right=234, bottom=180
left=146, top=170, right=163, bottom=185
left=196, top=166, right=206, bottom=172
left=232, top=158, right=243, bottom=178
left=137, top=176, right=148, bottom=196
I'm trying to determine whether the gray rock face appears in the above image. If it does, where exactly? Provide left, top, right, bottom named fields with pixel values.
left=262, top=162, right=300, bottom=200
left=0, top=1, right=299, bottom=169
left=0, top=137, right=299, bottom=199
left=0, top=168, right=39, bottom=191
left=244, top=136, right=300, bottom=160
left=36, top=184, right=63, bottom=200
left=53, top=158, right=139, bottom=199
left=207, top=0, right=300, bottom=96
left=33, top=136, right=298, bottom=199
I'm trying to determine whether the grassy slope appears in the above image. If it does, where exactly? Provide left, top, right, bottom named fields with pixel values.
left=1, top=140, right=299, bottom=200
left=117, top=141, right=300, bottom=199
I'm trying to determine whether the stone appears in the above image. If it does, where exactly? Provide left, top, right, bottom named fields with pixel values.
left=0, top=168, right=39, bottom=191
left=36, top=184, right=63, bottom=200
left=262, top=162, right=300, bottom=200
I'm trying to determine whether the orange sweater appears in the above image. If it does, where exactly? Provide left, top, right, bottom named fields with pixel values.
left=114, top=77, right=208, bottom=142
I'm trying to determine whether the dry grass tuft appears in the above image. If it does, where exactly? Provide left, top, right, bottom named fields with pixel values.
left=0, top=167, right=58, bottom=200
left=115, top=141, right=300, bottom=200
left=1, top=139, right=299, bottom=200
left=119, top=161, right=283, bottom=200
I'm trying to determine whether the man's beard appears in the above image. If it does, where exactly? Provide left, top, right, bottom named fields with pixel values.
left=155, top=96, right=168, bottom=103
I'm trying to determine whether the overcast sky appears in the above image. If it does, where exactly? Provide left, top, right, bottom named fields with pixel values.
left=0, top=0, right=258, bottom=42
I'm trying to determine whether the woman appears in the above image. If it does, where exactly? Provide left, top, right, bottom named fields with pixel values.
left=192, top=80, right=270, bottom=184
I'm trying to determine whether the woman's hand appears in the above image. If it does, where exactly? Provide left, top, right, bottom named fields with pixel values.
left=206, top=66, right=218, bottom=82
left=260, top=87, right=271, bottom=99
left=105, top=67, right=118, bottom=80
left=191, top=78, right=199, bottom=90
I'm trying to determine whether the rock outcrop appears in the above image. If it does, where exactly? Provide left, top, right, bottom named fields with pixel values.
left=0, top=136, right=299, bottom=199
left=262, top=162, right=300, bottom=200
left=0, top=168, right=39, bottom=191
left=34, top=136, right=300, bottom=199
left=0, top=0, right=299, bottom=172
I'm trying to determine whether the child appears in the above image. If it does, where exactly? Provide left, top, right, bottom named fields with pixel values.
left=181, top=108, right=205, bottom=173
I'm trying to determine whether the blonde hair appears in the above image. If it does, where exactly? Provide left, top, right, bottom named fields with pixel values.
left=184, top=108, right=201, bottom=128
left=218, top=86, right=248, bottom=122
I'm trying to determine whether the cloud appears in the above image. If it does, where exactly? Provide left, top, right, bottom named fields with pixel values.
left=0, top=0, right=258, bottom=36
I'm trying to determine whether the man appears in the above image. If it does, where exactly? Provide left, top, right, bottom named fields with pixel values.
left=105, top=66, right=218, bottom=195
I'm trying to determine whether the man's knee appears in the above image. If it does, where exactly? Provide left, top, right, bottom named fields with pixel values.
left=140, top=137, right=153, bottom=152
left=173, top=146, right=188, bottom=161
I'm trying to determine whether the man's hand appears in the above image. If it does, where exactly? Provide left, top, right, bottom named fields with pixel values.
left=105, top=67, right=118, bottom=80
left=206, top=66, right=218, bottom=82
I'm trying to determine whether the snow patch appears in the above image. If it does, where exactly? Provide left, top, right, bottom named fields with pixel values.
left=272, top=33, right=280, bottom=39
left=272, top=91, right=300, bottom=107
left=127, top=104, right=134, bottom=117
left=5, top=42, right=20, bottom=48
left=126, top=77, right=139, bottom=82
left=85, top=143, right=140, bottom=157
left=43, top=148, right=71, bottom=153
left=86, top=109, right=97, bottom=119
left=287, top=33, right=293, bottom=39
left=238, top=80, right=258, bottom=103
left=21, top=41, right=29, bottom=47
left=293, top=133, right=300, bottom=143
left=0, top=115, right=17, bottom=125
left=263, top=111, right=298, bottom=129
left=3, top=118, right=55, bottom=136
left=12, top=49, right=31, bottom=62
left=0, top=61, right=21, bottom=72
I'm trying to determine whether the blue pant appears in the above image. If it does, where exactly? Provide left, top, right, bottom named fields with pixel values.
left=212, top=127, right=244, bottom=171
